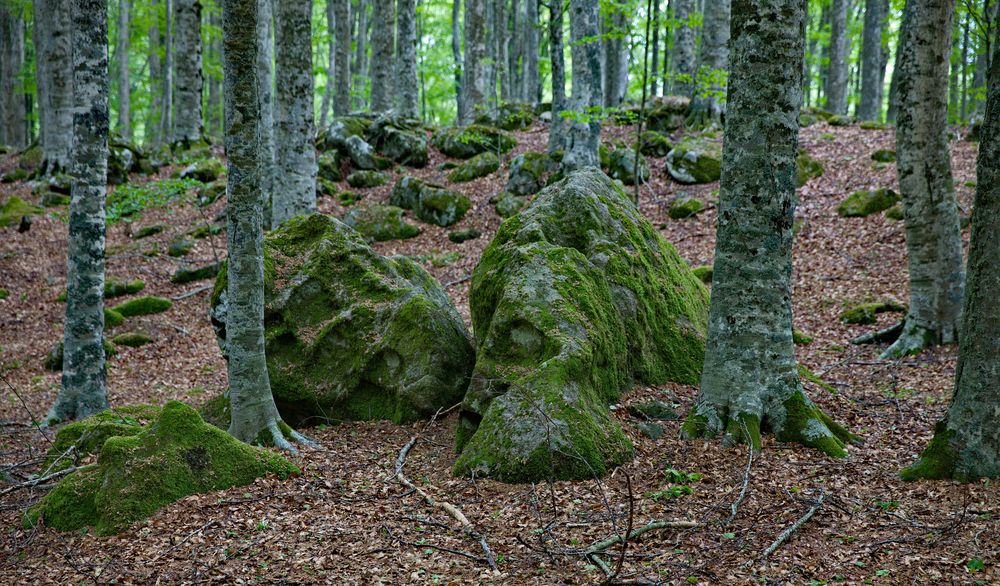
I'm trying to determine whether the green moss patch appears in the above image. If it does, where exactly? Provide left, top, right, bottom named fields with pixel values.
left=665, top=137, right=722, bottom=184
left=448, top=228, right=481, bottom=243
left=112, top=332, right=153, bottom=347
left=447, top=152, right=500, bottom=183
left=134, top=224, right=166, bottom=239
left=112, top=296, right=172, bottom=318
left=837, top=188, right=900, bottom=217
left=431, top=125, right=516, bottom=159
left=171, top=262, right=222, bottom=284
left=691, top=265, right=713, bottom=283
left=104, top=278, right=145, bottom=298
left=668, top=196, right=705, bottom=219
left=796, top=151, right=824, bottom=187
left=0, top=196, right=43, bottom=228
left=342, top=204, right=421, bottom=241
left=840, top=299, right=906, bottom=325
left=105, top=308, right=125, bottom=328
left=390, top=176, right=471, bottom=227
left=871, top=149, right=896, bottom=163
left=346, top=170, right=390, bottom=189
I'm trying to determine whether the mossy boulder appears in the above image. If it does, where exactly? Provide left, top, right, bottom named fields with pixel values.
left=134, top=224, right=165, bottom=239
left=390, top=176, right=471, bottom=227
left=668, top=196, right=705, bottom=219
left=447, top=152, right=501, bottom=183
left=827, top=114, right=854, bottom=127
left=645, top=96, right=690, bottom=132
left=796, top=151, right=824, bottom=187
left=871, top=149, right=896, bottom=163
left=41, top=405, right=160, bottom=473
left=171, top=262, right=222, bottom=284
left=25, top=401, right=297, bottom=535
left=607, top=148, right=650, bottom=186
left=860, top=120, right=887, bottom=130
left=190, top=223, right=224, bottom=239
left=453, top=168, right=710, bottom=482
left=474, top=102, right=535, bottom=130
left=337, top=190, right=362, bottom=206
left=168, top=239, right=194, bottom=257
left=179, top=158, right=223, bottom=183
left=343, top=135, right=390, bottom=171
left=111, top=296, right=172, bottom=317
left=884, top=204, right=904, bottom=221
left=105, top=308, right=125, bottom=328
left=104, top=278, right=145, bottom=298
left=665, top=137, right=722, bottom=184
left=195, top=179, right=226, bottom=206
left=1, top=196, right=43, bottom=228
left=367, top=115, right=429, bottom=167
left=506, top=151, right=556, bottom=196
left=18, top=145, right=44, bottom=174
left=493, top=191, right=528, bottom=218
left=639, top=130, right=674, bottom=157
left=1, top=167, right=29, bottom=183
left=39, top=191, right=70, bottom=207
left=209, top=214, right=474, bottom=426
left=112, top=332, right=152, bottom=347
left=318, top=116, right=372, bottom=151
left=342, top=204, right=421, bottom=241
left=839, top=299, right=906, bottom=325
left=448, top=228, right=481, bottom=243
left=431, top=125, right=516, bottom=159
left=837, top=188, right=900, bottom=217
left=317, top=151, right=344, bottom=183
left=346, top=169, right=390, bottom=189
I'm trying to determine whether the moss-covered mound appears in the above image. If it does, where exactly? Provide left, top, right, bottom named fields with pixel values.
left=366, top=114, right=429, bottom=167
left=1, top=196, right=43, bottom=228
left=447, top=152, right=500, bottom=183
left=26, top=401, right=297, bottom=535
left=493, top=192, right=528, bottom=218
left=796, top=151, right=824, bottom=187
left=346, top=170, right=390, bottom=188
left=41, top=405, right=160, bottom=473
left=871, top=149, right=896, bottom=163
left=431, top=125, right=516, bottom=159
left=390, top=176, right=471, bottom=227
left=343, top=204, right=421, bottom=241
left=639, top=130, right=674, bottom=157
left=168, top=239, right=194, bottom=257
left=607, top=148, right=650, bottom=186
left=505, top=152, right=556, bottom=196
left=111, top=296, right=172, bottom=317
left=179, top=158, right=224, bottom=183
left=318, top=116, right=372, bottom=151
left=171, top=262, right=222, bottom=284
left=691, top=265, right=713, bottom=283
left=668, top=196, right=705, bottom=219
left=210, top=214, right=475, bottom=426
left=454, top=168, right=710, bottom=483
left=113, top=332, right=153, bottom=347
left=644, top=96, right=690, bottom=132
left=665, top=137, right=722, bottom=184
left=475, top=102, right=535, bottom=130
left=448, top=228, right=481, bottom=243
left=317, top=151, right=344, bottom=183
left=837, top=188, right=900, bottom=217
left=840, top=299, right=906, bottom=325
left=104, top=278, right=145, bottom=298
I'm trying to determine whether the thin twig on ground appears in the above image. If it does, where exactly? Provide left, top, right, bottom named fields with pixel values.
left=762, top=492, right=826, bottom=557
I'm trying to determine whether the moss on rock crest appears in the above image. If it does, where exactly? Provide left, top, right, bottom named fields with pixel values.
left=210, top=214, right=474, bottom=427
left=26, top=401, right=297, bottom=535
left=454, top=168, right=710, bottom=482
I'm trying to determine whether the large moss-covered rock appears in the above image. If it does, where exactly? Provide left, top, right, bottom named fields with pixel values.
left=367, top=115, right=429, bottom=167
left=25, top=401, right=297, bottom=535
left=179, top=158, right=223, bottom=183
left=506, top=151, right=555, bottom=196
left=668, top=196, right=704, bottom=219
left=210, top=214, right=474, bottom=426
left=317, top=150, right=344, bottom=182
left=796, top=151, right=824, bottom=187
left=474, top=102, right=535, bottom=130
left=607, top=148, right=650, bottom=185
left=447, top=152, right=500, bottom=183
left=390, top=177, right=471, bottom=227
left=343, top=204, right=421, bottom=241
left=346, top=169, right=390, bottom=188
left=318, top=116, right=372, bottom=151
left=41, top=405, right=160, bottom=474
left=431, top=125, right=516, bottom=159
left=454, top=169, right=710, bottom=482
left=665, top=137, right=722, bottom=184
left=639, top=130, right=674, bottom=157
left=0, top=196, right=44, bottom=227
left=494, top=191, right=528, bottom=218
left=837, top=188, right=900, bottom=217
left=645, top=96, right=690, bottom=132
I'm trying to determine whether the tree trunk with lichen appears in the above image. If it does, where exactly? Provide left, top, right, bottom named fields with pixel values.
left=0, top=5, right=27, bottom=148
left=172, top=0, right=203, bottom=146
left=46, top=0, right=110, bottom=424
left=34, top=0, right=74, bottom=174
left=222, top=0, right=311, bottom=451
left=825, top=0, right=848, bottom=115
left=369, top=0, right=395, bottom=112
left=901, top=26, right=1000, bottom=482
left=681, top=0, right=853, bottom=458
left=395, top=0, right=419, bottom=117
left=257, top=0, right=276, bottom=229
left=857, top=0, right=884, bottom=121
left=547, top=0, right=566, bottom=153
left=461, top=0, right=488, bottom=123
left=883, top=0, right=964, bottom=359
left=272, top=0, right=317, bottom=226
left=687, top=0, right=730, bottom=127
left=671, top=0, right=695, bottom=96
left=562, top=0, right=602, bottom=170
left=335, top=0, right=352, bottom=116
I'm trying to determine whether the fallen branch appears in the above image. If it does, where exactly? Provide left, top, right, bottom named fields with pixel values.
left=586, top=519, right=700, bottom=555
left=762, top=492, right=826, bottom=557
left=393, top=436, right=499, bottom=572
left=0, top=466, right=79, bottom=498
left=725, top=431, right=755, bottom=525
left=597, top=472, right=635, bottom=582
left=171, top=284, right=213, bottom=301
left=444, top=274, right=472, bottom=288
left=850, top=321, right=905, bottom=345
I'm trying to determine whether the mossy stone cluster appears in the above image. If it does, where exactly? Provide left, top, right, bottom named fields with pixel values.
left=454, top=168, right=710, bottom=482
left=448, top=228, right=481, bottom=243
left=447, top=152, right=500, bottom=183
left=104, top=278, right=146, bottom=298
left=342, top=204, right=421, bottom=241
left=0, top=196, right=43, bottom=228
left=366, top=114, right=429, bottom=167
left=837, top=188, right=900, bottom=217
left=475, top=102, right=535, bottom=130
left=639, top=130, right=674, bottom=157
left=665, top=137, right=723, bottom=184
left=390, top=176, right=471, bottom=227
left=493, top=191, right=528, bottom=218
left=26, top=401, right=297, bottom=535
left=171, top=262, right=222, bottom=284
left=505, top=151, right=556, bottom=196
left=111, top=296, right=173, bottom=318
left=346, top=170, right=390, bottom=188
left=607, top=148, right=650, bottom=186
left=431, top=125, right=516, bottom=159
left=839, top=299, right=906, bottom=325
left=209, top=214, right=475, bottom=427
left=871, top=149, right=897, bottom=163
left=179, top=158, right=224, bottom=183
left=668, top=196, right=705, bottom=219
left=317, top=151, right=344, bottom=183
left=796, top=151, right=825, bottom=187
left=644, top=96, right=690, bottom=132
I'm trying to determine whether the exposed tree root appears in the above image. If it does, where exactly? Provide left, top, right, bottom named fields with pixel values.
left=851, top=320, right=905, bottom=345
left=880, top=321, right=934, bottom=359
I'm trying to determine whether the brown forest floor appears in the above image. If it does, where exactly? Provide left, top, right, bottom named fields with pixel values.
left=0, top=120, right=997, bottom=585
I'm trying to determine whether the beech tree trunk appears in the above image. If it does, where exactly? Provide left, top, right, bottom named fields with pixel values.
left=173, top=0, right=203, bottom=146
left=47, top=0, right=111, bottom=424
left=547, top=0, right=566, bottom=153
left=207, top=10, right=223, bottom=138
left=682, top=0, right=852, bottom=457
left=369, top=0, right=395, bottom=112
left=602, top=3, right=628, bottom=108
left=452, top=0, right=464, bottom=119
left=671, top=0, right=695, bottom=96
left=524, top=0, right=539, bottom=103
left=0, top=5, right=27, bottom=148
left=395, top=0, right=419, bottom=117
left=320, top=0, right=336, bottom=128
left=116, top=0, right=132, bottom=140
left=688, top=0, right=730, bottom=126
left=902, top=25, right=1000, bottom=481
left=273, top=0, right=318, bottom=226
left=34, top=0, right=74, bottom=173
left=825, top=0, right=848, bottom=114
left=162, top=0, right=173, bottom=142
left=884, top=0, right=964, bottom=358
left=650, top=0, right=660, bottom=97
left=563, top=0, right=602, bottom=170
left=858, top=0, right=885, bottom=121
left=461, top=0, right=489, bottom=123
left=145, top=0, right=163, bottom=146
left=354, top=0, right=369, bottom=110
left=257, top=0, right=276, bottom=229
left=335, top=0, right=352, bottom=116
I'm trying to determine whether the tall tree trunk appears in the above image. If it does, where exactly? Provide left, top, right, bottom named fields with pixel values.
left=47, top=0, right=111, bottom=424
left=207, top=10, right=223, bottom=139
left=395, top=0, right=419, bottom=116
left=563, top=0, right=602, bottom=170
left=883, top=0, right=964, bottom=358
left=494, top=0, right=508, bottom=103
left=524, top=0, right=539, bottom=103
left=650, top=0, right=660, bottom=97
left=886, top=39, right=900, bottom=123
left=0, top=4, right=27, bottom=148
left=34, top=0, right=74, bottom=173
left=162, top=0, right=174, bottom=143
left=257, top=0, right=275, bottom=229
left=320, top=0, right=336, bottom=128
left=353, top=0, right=369, bottom=110
left=369, top=0, right=395, bottom=111
left=172, top=0, right=203, bottom=146
left=145, top=0, right=163, bottom=146
left=688, top=0, right=730, bottom=126
left=961, top=15, right=970, bottom=122
left=509, top=0, right=520, bottom=101
left=682, top=0, right=851, bottom=457
left=222, top=0, right=311, bottom=451
left=335, top=0, right=352, bottom=116
left=273, top=0, right=317, bottom=226
left=902, top=22, right=1000, bottom=481
left=825, top=0, right=848, bottom=114
left=452, top=0, right=464, bottom=119
left=547, top=0, right=566, bottom=153
left=671, top=0, right=695, bottom=96
left=117, top=0, right=132, bottom=140
left=972, top=0, right=995, bottom=119
left=857, top=0, right=884, bottom=121
left=602, top=2, right=628, bottom=107
left=461, top=0, right=488, bottom=122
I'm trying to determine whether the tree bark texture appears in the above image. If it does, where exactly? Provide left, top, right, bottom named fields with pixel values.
left=524, top=0, right=539, bottom=103
left=858, top=0, right=885, bottom=121
left=452, top=0, right=464, bottom=119
left=688, top=0, right=730, bottom=126
left=0, top=5, right=27, bottom=148
left=257, top=0, right=276, bottom=229
left=395, top=0, right=419, bottom=117
left=547, top=0, right=566, bottom=153
left=825, top=0, right=848, bottom=114
left=671, top=0, right=695, bottom=96
left=334, top=0, right=351, bottom=116
left=117, top=0, right=132, bottom=140
left=461, top=0, right=489, bottom=123
left=563, top=0, right=602, bottom=170
left=173, top=0, right=203, bottom=145
left=34, top=0, right=74, bottom=173
left=370, top=0, right=395, bottom=111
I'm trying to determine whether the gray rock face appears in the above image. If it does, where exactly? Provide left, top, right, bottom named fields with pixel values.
left=390, top=176, right=471, bottom=227
left=210, top=214, right=474, bottom=426
left=607, top=148, right=650, bottom=185
left=342, top=204, right=421, bottom=241
left=505, top=151, right=556, bottom=196
left=345, top=135, right=379, bottom=170
left=367, top=115, right=429, bottom=167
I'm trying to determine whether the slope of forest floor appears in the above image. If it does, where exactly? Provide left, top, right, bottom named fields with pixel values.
left=0, top=121, right=997, bottom=584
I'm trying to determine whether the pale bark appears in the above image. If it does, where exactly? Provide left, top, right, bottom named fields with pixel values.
left=273, top=0, right=318, bottom=226
left=257, top=0, right=275, bottom=229
left=683, top=0, right=850, bottom=457
left=671, top=0, right=695, bottom=96
left=335, top=0, right=352, bottom=116
left=34, top=0, right=74, bottom=173
left=547, top=0, right=566, bottom=153
left=117, top=0, right=132, bottom=140
left=602, top=4, right=628, bottom=108
left=857, top=0, right=885, bottom=121
left=509, top=0, right=520, bottom=101
left=172, top=0, right=203, bottom=145
left=688, top=0, right=730, bottom=126
left=0, top=5, right=27, bottom=148
left=47, top=0, right=110, bottom=424
left=354, top=0, right=369, bottom=109
left=162, top=0, right=173, bottom=141
left=524, top=0, right=539, bottom=103
left=395, top=0, right=419, bottom=117
left=563, top=0, right=602, bottom=170
left=145, top=0, right=163, bottom=146
left=650, top=0, right=660, bottom=97
left=452, top=0, right=464, bottom=119
left=461, top=0, right=489, bottom=123
left=825, top=0, right=848, bottom=114
left=207, top=10, right=223, bottom=138
left=320, top=0, right=336, bottom=128
left=885, top=0, right=964, bottom=358
left=370, top=0, right=395, bottom=112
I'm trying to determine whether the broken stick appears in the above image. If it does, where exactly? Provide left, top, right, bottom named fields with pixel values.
left=762, top=492, right=826, bottom=557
